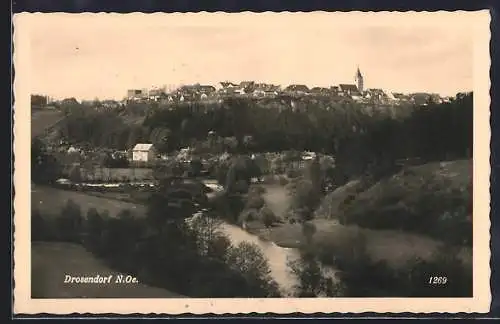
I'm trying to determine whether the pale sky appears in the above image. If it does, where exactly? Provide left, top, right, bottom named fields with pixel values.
left=19, top=12, right=478, bottom=100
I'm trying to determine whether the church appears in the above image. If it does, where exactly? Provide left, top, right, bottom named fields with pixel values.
left=354, top=66, right=364, bottom=93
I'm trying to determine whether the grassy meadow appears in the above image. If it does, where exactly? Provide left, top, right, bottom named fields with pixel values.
left=32, top=242, right=182, bottom=298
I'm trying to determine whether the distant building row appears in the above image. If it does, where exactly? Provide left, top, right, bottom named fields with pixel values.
left=124, top=67, right=451, bottom=105
left=125, top=82, right=449, bottom=106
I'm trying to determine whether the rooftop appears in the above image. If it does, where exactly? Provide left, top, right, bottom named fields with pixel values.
left=133, top=143, right=154, bottom=151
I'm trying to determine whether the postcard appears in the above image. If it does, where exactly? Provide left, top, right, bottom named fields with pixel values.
left=13, top=11, right=491, bottom=314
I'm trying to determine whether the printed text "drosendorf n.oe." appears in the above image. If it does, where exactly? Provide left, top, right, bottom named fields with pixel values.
left=63, top=274, right=139, bottom=284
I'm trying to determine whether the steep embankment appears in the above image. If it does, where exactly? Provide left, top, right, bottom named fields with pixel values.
left=256, top=160, right=472, bottom=270
left=31, top=110, right=65, bottom=139
left=339, top=159, right=472, bottom=245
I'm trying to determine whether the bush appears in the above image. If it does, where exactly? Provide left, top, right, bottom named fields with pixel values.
left=226, top=241, right=281, bottom=297
left=259, top=205, right=277, bottom=228
left=315, top=229, right=472, bottom=297
left=245, top=194, right=265, bottom=210
left=394, top=245, right=472, bottom=297
left=249, top=185, right=267, bottom=195
left=288, top=249, right=341, bottom=297
left=84, top=208, right=105, bottom=254
left=238, top=208, right=259, bottom=224
left=56, top=199, right=84, bottom=243
left=261, top=174, right=277, bottom=185
left=286, top=168, right=302, bottom=179
left=278, top=176, right=289, bottom=186
left=343, top=181, right=472, bottom=246
left=302, top=221, right=317, bottom=245
left=31, top=208, right=48, bottom=242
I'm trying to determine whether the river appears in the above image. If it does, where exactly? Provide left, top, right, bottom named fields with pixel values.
left=211, top=183, right=337, bottom=296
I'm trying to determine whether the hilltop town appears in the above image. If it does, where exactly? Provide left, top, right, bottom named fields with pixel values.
left=35, top=68, right=460, bottom=111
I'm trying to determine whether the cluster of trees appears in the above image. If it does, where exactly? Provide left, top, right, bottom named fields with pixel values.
left=102, top=154, right=130, bottom=168
left=32, top=138, right=61, bottom=184
left=334, top=93, right=473, bottom=183
left=56, top=110, right=133, bottom=150
left=52, top=93, right=472, bottom=187
left=31, top=94, right=48, bottom=108
left=32, top=190, right=280, bottom=297
left=311, top=230, right=472, bottom=297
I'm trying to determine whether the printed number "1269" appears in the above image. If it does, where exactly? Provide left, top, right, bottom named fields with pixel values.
left=429, top=276, right=448, bottom=285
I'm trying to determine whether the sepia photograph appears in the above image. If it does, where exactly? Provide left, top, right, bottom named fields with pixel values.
left=14, top=11, right=491, bottom=314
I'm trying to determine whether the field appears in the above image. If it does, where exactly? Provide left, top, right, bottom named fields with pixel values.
left=31, top=110, right=65, bottom=139
left=254, top=219, right=472, bottom=269
left=71, top=167, right=154, bottom=182
left=32, top=242, right=182, bottom=298
left=31, top=185, right=147, bottom=217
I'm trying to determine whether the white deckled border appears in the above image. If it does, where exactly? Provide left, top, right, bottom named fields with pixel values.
left=13, top=10, right=492, bottom=315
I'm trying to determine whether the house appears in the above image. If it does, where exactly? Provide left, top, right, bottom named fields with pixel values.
left=239, top=81, right=256, bottom=93
left=132, top=143, right=157, bottom=163
left=365, top=88, right=388, bottom=103
left=126, top=89, right=148, bottom=101
left=252, top=89, right=266, bottom=97
left=218, top=81, right=240, bottom=90
left=310, top=87, right=330, bottom=96
left=264, top=90, right=279, bottom=97
left=442, top=96, right=453, bottom=103
left=338, top=84, right=360, bottom=97
left=430, top=93, right=443, bottom=104
left=148, top=89, right=165, bottom=101
left=411, top=93, right=432, bottom=106
left=390, top=92, right=411, bottom=104
left=199, top=85, right=216, bottom=95
left=284, top=84, right=310, bottom=95
left=101, top=100, right=121, bottom=109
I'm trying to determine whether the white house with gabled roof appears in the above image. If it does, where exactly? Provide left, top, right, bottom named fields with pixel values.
left=132, top=143, right=157, bottom=163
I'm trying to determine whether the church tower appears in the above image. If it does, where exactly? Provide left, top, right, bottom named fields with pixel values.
left=354, top=66, right=364, bottom=93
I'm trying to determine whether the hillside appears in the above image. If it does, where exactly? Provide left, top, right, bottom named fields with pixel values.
left=319, top=159, right=472, bottom=246
left=250, top=159, right=473, bottom=270
left=31, top=110, right=65, bottom=139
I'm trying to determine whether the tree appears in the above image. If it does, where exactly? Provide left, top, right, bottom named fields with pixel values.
left=288, top=250, right=340, bottom=297
left=68, top=165, right=82, bottom=183
left=31, top=138, right=61, bottom=184
left=189, top=158, right=203, bottom=177
left=302, top=221, right=317, bottom=246
left=57, top=199, right=83, bottom=242
left=31, top=94, right=48, bottom=108
left=85, top=208, right=105, bottom=254
left=259, top=205, right=276, bottom=228
left=149, top=127, right=172, bottom=153
left=223, top=136, right=239, bottom=152
left=246, top=194, right=265, bottom=210
left=226, top=242, right=281, bottom=297
left=307, top=154, right=323, bottom=194
left=188, top=211, right=225, bottom=257
left=242, top=135, right=255, bottom=152
left=289, top=179, right=321, bottom=221
left=31, top=208, right=48, bottom=241
left=127, top=126, right=144, bottom=149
